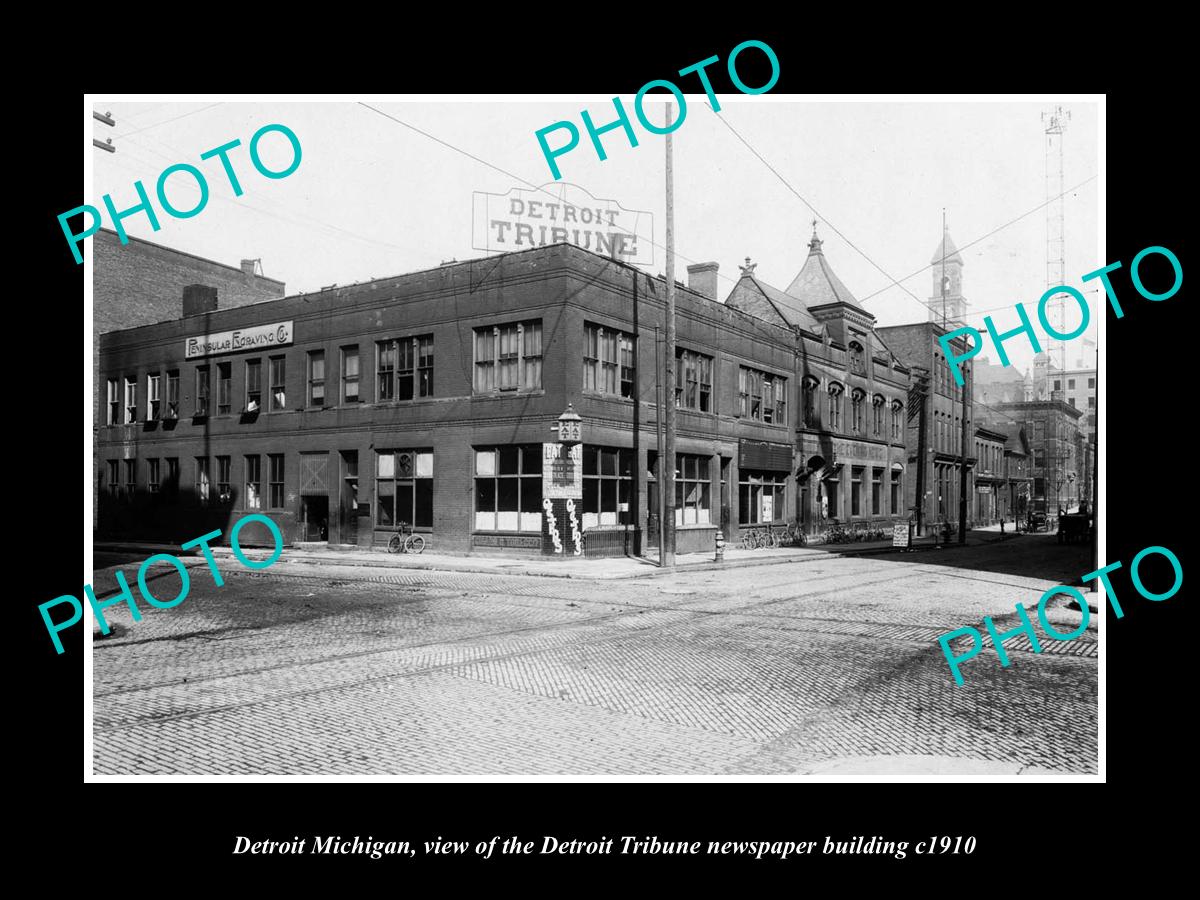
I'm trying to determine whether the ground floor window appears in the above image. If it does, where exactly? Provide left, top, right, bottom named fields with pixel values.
left=217, top=456, right=232, bottom=504
left=148, top=458, right=161, bottom=495
left=872, top=467, right=883, bottom=516
left=245, top=455, right=262, bottom=509
left=377, top=450, right=433, bottom=529
left=582, top=445, right=633, bottom=528
left=268, top=454, right=285, bottom=509
left=107, top=460, right=120, bottom=499
left=675, top=453, right=711, bottom=526
left=740, top=469, right=787, bottom=525
left=891, top=471, right=902, bottom=516
left=196, top=457, right=210, bottom=505
left=850, top=466, right=863, bottom=516
left=474, top=445, right=542, bottom=532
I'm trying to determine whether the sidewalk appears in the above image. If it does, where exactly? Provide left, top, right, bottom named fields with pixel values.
left=94, top=528, right=1019, bottom=581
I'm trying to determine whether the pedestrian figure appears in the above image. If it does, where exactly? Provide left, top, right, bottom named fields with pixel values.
left=1000, top=517, right=1005, bottom=535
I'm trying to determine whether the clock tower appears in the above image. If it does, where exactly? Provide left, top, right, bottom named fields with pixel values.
left=929, top=226, right=966, bottom=325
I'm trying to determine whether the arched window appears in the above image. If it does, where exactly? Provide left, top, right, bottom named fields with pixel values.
left=871, top=393, right=885, bottom=436
left=849, top=340, right=866, bottom=376
left=827, top=382, right=844, bottom=431
left=802, top=375, right=820, bottom=427
left=890, top=399, right=903, bottom=441
left=850, top=388, right=866, bottom=435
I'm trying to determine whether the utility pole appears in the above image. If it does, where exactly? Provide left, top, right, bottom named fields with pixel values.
left=655, top=325, right=665, bottom=563
left=959, top=355, right=969, bottom=543
left=662, top=102, right=677, bottom=567
left=913, top=370, right=929, bottom=536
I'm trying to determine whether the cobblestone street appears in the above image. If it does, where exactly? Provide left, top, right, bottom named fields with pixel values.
left=90, top=535, right=1098, bottom=776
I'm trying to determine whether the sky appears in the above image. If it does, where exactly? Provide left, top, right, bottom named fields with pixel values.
left=89, top=98, right=1101, bottom=376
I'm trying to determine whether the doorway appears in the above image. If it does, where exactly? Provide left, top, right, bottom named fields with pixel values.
left=300, top=494, right=329, bottom=542
left=340, top=450, right=359, bottom=545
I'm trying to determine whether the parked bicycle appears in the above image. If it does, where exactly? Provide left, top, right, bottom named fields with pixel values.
left=387, top=520, right=426, bottom=554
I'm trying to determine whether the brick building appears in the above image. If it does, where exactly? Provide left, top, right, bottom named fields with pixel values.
left=978, top=399, right=1083, bottom=525
left=93, top=229, right=286, bottom=526
left=724, top=230, right=911, bottom=535
left=972, top=426, right=1008, bottom=526
left=96, top=236, right=915, bottom=556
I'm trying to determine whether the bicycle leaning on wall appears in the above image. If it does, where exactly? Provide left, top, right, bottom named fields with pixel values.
left=387, top=520, right=426, bottom=554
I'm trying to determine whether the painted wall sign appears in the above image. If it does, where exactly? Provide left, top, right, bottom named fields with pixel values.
left=472, top=183, right=654, bottom=265
left=185, top=321, right=294, bottom=359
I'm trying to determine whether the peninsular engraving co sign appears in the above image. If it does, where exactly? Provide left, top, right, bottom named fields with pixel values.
left=185, top=321, right=294, bottom=359
left=472, top=183, right=654, bottom=265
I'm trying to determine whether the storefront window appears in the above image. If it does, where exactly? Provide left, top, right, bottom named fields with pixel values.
left=474, top=445, right=542, bottom=532
left=739, top=470, right=786, bottom=524
left=377, top=450, right=434, bottom=529
left=675, top=454, right=711, bottom=526
left=582, top=446, right=633, bottom=528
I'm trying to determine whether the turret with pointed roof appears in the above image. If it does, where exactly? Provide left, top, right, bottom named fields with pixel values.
left=929, top=224, right=967, bottom=325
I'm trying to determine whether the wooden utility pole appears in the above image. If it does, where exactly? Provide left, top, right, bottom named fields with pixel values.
left=655, top=325, right=665, bottom=563
left=958, top=355, right=969, bottom=544
left=914, top=371, right=928, bottom=536
left=663, top=102, right=677, bottom=566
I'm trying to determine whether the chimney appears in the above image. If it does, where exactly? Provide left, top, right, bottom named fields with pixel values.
left=686, top=261, right=720, bottom=301
left=241, top=259, right=258, bottom=277
left=183, top=284, right=218, bottom=317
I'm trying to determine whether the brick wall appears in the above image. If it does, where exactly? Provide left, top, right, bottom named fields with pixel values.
left=92, top=229, right=286, bottom=531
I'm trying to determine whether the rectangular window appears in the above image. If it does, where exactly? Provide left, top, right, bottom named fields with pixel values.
left=106, top=379, right=120, bottom=425
left=376, top=449, right=435, bottom=530
left=165, top=370, right=180, bottom=419
left=891, top=403, right=902, bottom=441
left=123, top=459, right=136, bottom=496
left=196, top=457, right=210, bottom=506
left=308, top=350, right=325, bottom=407
left=124, top=376, right=137, bottom=424
left=1069, top=397, right=1076, bottom=408
left=216, top=456, right=232, bottom=503
left=107, top=460, right=120, bottom=498
left=585, top=324, right=637, bottom=399
left=872, top=468, right=883, bottom=514
left=148, top=458, right=161, bottom=494
left=268, top=454, right=285, bottom=509
left=474, top=321, right=541, bottom=394
left=582, top=446, right=634, bottom=528
left=245, top=455, right=261, bottom=509
left=1068, top=378, right=1076, bottom=390
left=891, top=471, right=902, bottom=515
left=217, top=363, right=232, bottom=415
left=1053, top=379, right=1061, bottom=391
left=739, top=366, right=786, bottom=425
left=147, top=373, right=161, bottom=420
left=738, top=469, right=786, bottom=525
left=1088, top=377, right=1095, bottom=389
left=474, top=445, right=542, bottom=532
left=1088, top=396, right=1095, bottom=408
left=269, top=356, right=286, bottom=411
left=377, top=336, right=434, bottom=402
left=376, top=339, right=395, bottom=401
left=342, top=346, right=360, bottom=403
left=245, top=359, right=262, bottom=412
left=163, top=458, right=179, bottom=502
left=851, top=466, right=863, bottom=516
left=674, top=453, right=711, bottom=526
left=418, top=335, right=434, bottom=397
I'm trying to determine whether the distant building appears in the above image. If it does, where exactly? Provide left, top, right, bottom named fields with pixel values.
left=972, top=426, right=1008, bottom=526
left=978, top=399, right=1083, bottom=519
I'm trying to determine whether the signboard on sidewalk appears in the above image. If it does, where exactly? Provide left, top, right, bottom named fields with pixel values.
left=893, top=522, right=911, bottom=548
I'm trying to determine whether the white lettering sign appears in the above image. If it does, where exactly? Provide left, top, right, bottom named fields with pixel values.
left=185, top=321, right=294, bottom=359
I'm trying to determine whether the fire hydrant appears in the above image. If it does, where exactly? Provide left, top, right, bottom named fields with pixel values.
left=714, top=530, right=725, bottom=563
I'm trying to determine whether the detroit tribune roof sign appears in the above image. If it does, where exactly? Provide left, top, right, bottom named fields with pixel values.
left=185, top=321, right=294, bottom=359
left=472, top=183, right=654, bottom=265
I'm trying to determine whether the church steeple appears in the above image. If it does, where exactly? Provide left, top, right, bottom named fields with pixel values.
left=930, top=223, right=966, bottom=325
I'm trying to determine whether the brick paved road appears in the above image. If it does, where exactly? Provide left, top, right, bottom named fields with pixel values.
left=91, top=536, right=1097, bottom=776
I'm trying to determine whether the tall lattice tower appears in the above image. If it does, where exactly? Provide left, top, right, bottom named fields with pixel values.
left=1042, top=105, right=1071, bottom=392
